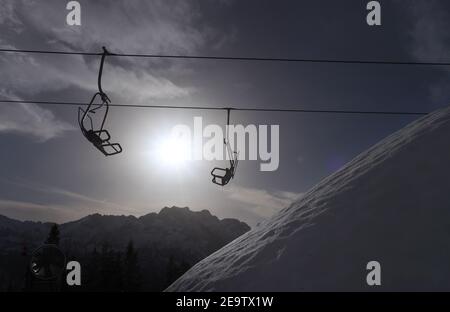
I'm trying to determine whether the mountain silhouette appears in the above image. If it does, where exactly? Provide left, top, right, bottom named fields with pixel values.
left=0, top=207, right=249, bottom=291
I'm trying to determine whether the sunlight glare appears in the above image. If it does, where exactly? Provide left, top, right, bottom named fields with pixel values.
left=155, top=135, right=191, bottom=169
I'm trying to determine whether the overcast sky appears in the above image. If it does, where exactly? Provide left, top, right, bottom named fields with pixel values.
left=1, top=0, right=450, bottom=226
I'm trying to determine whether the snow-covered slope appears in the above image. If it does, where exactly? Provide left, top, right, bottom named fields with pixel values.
left=167, top=106, right=450, bottom=291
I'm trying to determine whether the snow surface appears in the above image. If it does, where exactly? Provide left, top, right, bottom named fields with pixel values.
left=167, top=106, right=450, bottom=291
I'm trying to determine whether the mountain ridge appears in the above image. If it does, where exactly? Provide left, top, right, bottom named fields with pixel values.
left=0, top=206, right=250, bottom=291
left=0, top=205, right=250, bottom=254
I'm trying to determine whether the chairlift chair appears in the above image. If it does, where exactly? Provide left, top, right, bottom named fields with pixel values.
left=78, top=47, right=122, bottom=156
left=78, top=93, right=122, bottom=156
left=211, top=109, right=239, bottom=186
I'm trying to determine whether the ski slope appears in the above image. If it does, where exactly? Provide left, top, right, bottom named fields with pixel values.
left=167, top=105, right=450, bottom=291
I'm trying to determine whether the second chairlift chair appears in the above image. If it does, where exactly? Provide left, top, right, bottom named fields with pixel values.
left=211, top=108, right=239, bottom=186
left=78, top=47, right=122, bottom=156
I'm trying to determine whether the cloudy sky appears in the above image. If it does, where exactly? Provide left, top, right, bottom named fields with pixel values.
left=0, top=0, right=449, bottom=226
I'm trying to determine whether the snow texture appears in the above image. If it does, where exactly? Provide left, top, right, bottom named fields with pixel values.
left=167, top=106, right=450, bottom=291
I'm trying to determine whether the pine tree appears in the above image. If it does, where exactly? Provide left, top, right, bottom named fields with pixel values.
left=123, top=240, right=141, bottom=291
left=45, top=224, right=60, bottom=245
left=166, top=255, right=177, bottom=285
left=166, top=254, right=191, bottom=287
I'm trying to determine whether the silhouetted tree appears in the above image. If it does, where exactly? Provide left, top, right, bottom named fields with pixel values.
left=166, top=254, right=190, bottom=286
left=7, top=279, right=14, bottom=292
left=84, top=247, right=100, bottom=291
left=45, top=224, right=60, bottom=245
left=123, top=240, right=141, bottom=291
left=97, top=243, right=123, bottom=291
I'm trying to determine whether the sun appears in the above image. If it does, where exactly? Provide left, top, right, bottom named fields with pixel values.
left=154, top=135, right=191, bottom=169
